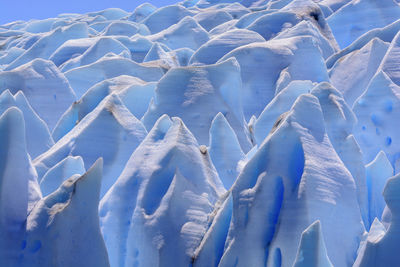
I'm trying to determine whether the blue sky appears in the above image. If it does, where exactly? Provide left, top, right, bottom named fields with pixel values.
left=0, top=0, right=179, bottom=25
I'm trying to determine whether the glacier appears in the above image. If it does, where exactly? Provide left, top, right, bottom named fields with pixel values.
left=1, top=0, right=400, bottom=266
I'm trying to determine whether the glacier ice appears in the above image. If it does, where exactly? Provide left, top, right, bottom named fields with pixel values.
left=311, top=82, right=368, bottom=227
left=246, top=11, right=301, bottom=41
left=193, top=9, right=233, bottom=31
left=0, top=46, right=25, bottom=66
left=21, top=18, right=59, bottom=34
left=329, top=37, right=389, bottom=106
left=143, top=43, right=179, bottom=68
left=23, top=159, right=109, bottom=267
left=148, top=16, right=210, bottom=51
left=353, top=71, right=400, bottom=172
left=64, top=54, right=164, bottom=98
left=192, top=193, right=233, bottom=267
left=2, top=0, right=400, bottom=266
left=209, top=112, right=245, bottom=189
left=319, top=0, right=349, bottom=12
left=49, top=37, right=98, bottom=67
left=292, top=220, right=334, bottom=267
left=326, top=18, right=400, bottom=69
left=34, top=94, right=148, bottom=197
left=219, top=35, right=329, bottom=119
left=143, top=5, right=195, bottom=34
left=220, top=94, right=364, bottom=267
left=353, top=172, right=400, bottom=267
left=234, top=10, right=274, bottom=28
left=99, top=115, right=225, bottom=266
left=5, top=22, right=89, bottom=70
left=59, top=37, right=131, bottom=72
left=53, top=75, right=156, bottom=141
left=189, top=28, right=265, bottom=65
left=0, top=58, right=76, bottom=130
left=114, top=36, right=154, bottom=62
left=142, top=57, right=252, bottom=152
left=327, top=0, right=400, bottom=48
left=39, top=155, right=86, bottom=197
left=274, top=19, right=338, bottom=59
left=253, top=80, right=314, bottom=145
left=208, top=19, right=238, bottom=36
left=103, top=21, right=150, bottom=37
left=128, top=3, right=157, bottom=23
left=0, top=107, right=41, bottom=265
left=365, top=151, right=394, bottom=228
left=0, top=90, right=54, bottom=158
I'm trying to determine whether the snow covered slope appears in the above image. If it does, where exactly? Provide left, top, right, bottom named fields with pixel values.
left=1, top=0, right=400, bottom=266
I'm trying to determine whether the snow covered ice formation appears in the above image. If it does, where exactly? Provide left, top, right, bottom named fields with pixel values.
left=1, top=0, right=400, bottom=266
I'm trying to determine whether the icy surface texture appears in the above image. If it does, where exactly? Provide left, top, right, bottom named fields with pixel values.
left=99, top=115, right=225, bottom=266
left=142, top=57, right=252, bottom=152
left=0, top=90, right=54, bottom=158
left=0, top=107, right=41, bottom=265
left=293, top=220, right=334, bottom=267
left=1, top=0, right=400, bottom=266
left=34, top=94, right=147, bottom=197
left=23, top=159, right=109, bottom=267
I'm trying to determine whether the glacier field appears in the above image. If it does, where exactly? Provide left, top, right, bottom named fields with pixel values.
left=2, top=0, right=400, bottom=266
